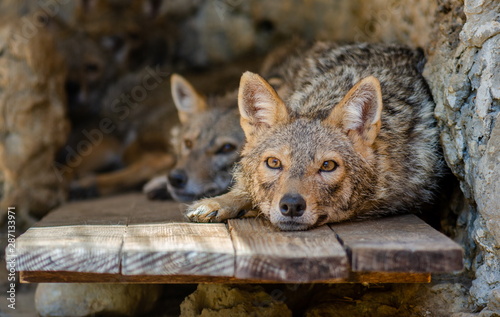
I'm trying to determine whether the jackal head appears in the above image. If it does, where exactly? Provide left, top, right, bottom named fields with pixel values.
left=238, top=72, right=383, bottom=230
left=168, top=74, right=244, bottom=202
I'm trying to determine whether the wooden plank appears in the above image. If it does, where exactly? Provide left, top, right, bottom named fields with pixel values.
left=8, top=194, right=185, bottom=274
left=228, top=218, right=349, bottom=282
left=33, top=193, right=185, bottom=227
left=11, top=194, right=462, bottom=285
left=121, top=223, right=234, bottom=276
left=330, top=214, right=464, bottom=273
left=126, top=196, right=186, bottom=224
left=11, top=225, right=124, bottom=273
left=20, top=271, right=431, bottom=284
left=33, top=195, right=131, bottom=227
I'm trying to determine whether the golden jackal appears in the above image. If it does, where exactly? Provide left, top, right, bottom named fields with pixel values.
left=144, top=74, right=245, bottom=202
left=187, top=42, right=443, bottom=230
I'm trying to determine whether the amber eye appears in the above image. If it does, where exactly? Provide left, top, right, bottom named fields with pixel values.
left=216, top=143, right=236, bottom=154
left=320, top=160, right=337, bottom=172
left=184, top=139, right=193, bottom=149
left=266, top=157, right=282, bottom=169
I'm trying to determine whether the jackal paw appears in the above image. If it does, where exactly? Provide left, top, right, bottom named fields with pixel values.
left=143, top=176, right=170, bottom=200
left=68, top=176, right=100, bottom=200
left=186, top=199, right=256, bottom=223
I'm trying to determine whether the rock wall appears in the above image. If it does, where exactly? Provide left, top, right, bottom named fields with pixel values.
left=424, top=0, right=500, bottom=311
left=0, top=16, right=69, bottom=227
left=35, top=283, right=162, bottom=317
left=178, top=0, right=437, bottom=66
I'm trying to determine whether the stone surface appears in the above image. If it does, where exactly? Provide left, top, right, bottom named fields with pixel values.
left=302, top=283, right=472, bottom=317
left=179, top=0, right=437, bottom=66
left=179, top=284, right=291, bottom=317
left=424, top=0, right=500, bottom=310
left=35, top=283, right=162, bottom=317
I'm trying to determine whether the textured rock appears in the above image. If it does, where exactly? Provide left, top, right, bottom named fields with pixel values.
left=0, top=16, right=69, bottom=226
left=35, top=283, right=162, bottom=317
left=179, top=284, right=291, bottom=317
left=424, top=0, right=500, bottom=310
left=303, top=283, right=472, bottom=316
left=179, top=0, right=437, bottom=66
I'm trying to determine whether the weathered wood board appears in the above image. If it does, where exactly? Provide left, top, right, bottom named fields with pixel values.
left=9, top=194, right=184, bottom=274
left=330, top=214, right=464, bottom=272
left=8, top=193, right=464, bottom=283
left=229, top=218, right=349, bottom=282
left=20, top=271, right=431, bottom=284
left=13, top=225, right=124, bottom=274
left=122, top=223, right=234, bottom=276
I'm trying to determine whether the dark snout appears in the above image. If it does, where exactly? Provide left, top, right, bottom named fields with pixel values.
left=279, top=193, right=306, bottom=218
left=168, top=169, right=187, bottom=189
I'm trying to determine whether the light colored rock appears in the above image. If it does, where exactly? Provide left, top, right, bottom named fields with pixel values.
left=0, top=16, right=69, bottom=227
left=424, top=0, right=500, bottom=310
left=180, top=284, right=291, bottom=317
left=35, top=283, right=162, bottom=317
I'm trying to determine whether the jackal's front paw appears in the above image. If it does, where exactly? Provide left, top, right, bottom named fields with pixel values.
left=186, top=199, right=256, bottom=223
left=143, top=176, right=170, bottom=200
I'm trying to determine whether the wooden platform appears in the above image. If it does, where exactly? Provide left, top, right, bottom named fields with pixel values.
left=7, top=194, right=463, bottom=284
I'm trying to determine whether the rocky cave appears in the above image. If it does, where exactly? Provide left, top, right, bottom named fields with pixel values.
left=0, top=0, right=499, bottom=316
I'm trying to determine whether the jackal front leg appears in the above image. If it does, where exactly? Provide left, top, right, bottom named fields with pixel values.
left=186, top=187, right=256, bottom=223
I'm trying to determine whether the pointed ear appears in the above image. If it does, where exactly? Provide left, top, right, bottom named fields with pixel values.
left=238, top=71, right=288, bottom=138
left=171, top=74, right=207, bottom=124
left=326, top=76, right=383, bottom=146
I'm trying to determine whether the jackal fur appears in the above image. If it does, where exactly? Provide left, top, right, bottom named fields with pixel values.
left=187, top=42, right=443, bottom=231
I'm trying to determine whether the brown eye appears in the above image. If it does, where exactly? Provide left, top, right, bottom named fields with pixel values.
left=216, top=143, right=236, bottom=154
left=266, top=157, right=282, bottom=169
left=320, top=160, right=337, bottom=172
left=184, top=139, right=193, bottom=149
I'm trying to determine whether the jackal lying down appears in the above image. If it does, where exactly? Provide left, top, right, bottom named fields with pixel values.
left=187, top=42, right=443, bottom=230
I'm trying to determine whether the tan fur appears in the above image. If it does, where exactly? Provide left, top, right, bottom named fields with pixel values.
left=144, top=54, right=276, bottom=202
left=67, top=55, right=263, bottom=200
left=149, top=74, right=246, bottom=202
left=238, top=72, right=288, bottom=142
left=63, top=65, right=177, bottom=198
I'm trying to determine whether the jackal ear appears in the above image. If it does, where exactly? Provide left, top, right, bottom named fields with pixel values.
left=238, top=72, right=288, bottom=138
left=326, top=76, right=383, bottom=146
left=171, top=74, right=207, bottom=124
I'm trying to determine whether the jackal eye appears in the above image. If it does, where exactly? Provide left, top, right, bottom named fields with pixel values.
left=266, top=157, right=282, bottom=169
left=216, top=143, right=236, bottom=155
left=184, top=139, right=193, bottom=149
left=320, top=160, right=337, bottom=172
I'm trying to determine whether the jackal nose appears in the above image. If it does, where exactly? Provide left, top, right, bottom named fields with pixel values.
left=168, top=169, right=187, bottom=189
left=279, top=194, right=306, bottom=217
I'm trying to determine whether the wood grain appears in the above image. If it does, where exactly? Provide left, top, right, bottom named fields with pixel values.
left=20, top=271, right=430, bottom=284
left=126, top=196, right=186, bottom=224
left=11, top=225, right=124, bottom=273
left=9, top=193, right=186, bottom=274
left=330, top=214, right=464, bottom=273
left=122, top=223, right=234, bottom=276
left=33, top=193, right=185, bottom=227
left=229, top=218, right=349, bottom=282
